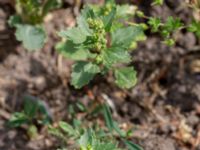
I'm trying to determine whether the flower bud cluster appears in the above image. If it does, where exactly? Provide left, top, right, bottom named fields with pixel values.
left=87, top=18, right=107, bottom=51
left=102, top=3, right=113, bottom=15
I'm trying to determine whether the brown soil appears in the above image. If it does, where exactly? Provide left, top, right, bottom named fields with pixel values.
left=0, top=0, right=200, bottom=150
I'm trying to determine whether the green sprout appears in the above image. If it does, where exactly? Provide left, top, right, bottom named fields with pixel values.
left=8, top=95, right=52, bottom=139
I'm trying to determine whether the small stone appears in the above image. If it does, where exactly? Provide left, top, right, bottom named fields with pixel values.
left=187, top=115, right=199, bottom=126
left=178, top=32, right=196, bottom=50
left=7, top=130, right=17, bottom=139
left=33, top=76, right=46, bottom=91
left=159, top=124, right=172, bottom=134
left=141, top=135, right=176, bottom=150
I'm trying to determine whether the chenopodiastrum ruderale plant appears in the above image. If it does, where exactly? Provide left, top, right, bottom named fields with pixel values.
left=56, top=0, right=146, bottom=89
left=8, top=0, right=62, bottom=51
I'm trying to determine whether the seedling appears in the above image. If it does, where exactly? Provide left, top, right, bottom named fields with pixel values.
left=186, top=0, right=200, bottom=37
left=8, top=0, right=61, bottom=51
left=8, top=95, right=52, bottom=138
left=147, top=1, right=200, bottom=43
left=56, top=1, right=146, bottom=89
left=49, top=104, right=142, bottom=150
left=147, top=16, right=183, bottom=46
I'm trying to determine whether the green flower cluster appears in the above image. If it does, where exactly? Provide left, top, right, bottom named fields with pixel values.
left=101, top=3, right=113, bottom=15
left=87, top=18, right=107, bottom=52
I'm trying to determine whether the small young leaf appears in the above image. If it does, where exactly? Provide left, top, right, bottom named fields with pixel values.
left=102, top=7, right=116, bottom=31
left=24, top=97, right=39, bottom=117
left=78, top=130, right=91, bottom=148
left=148, top=17, right=161, bottom=32
left=42, top=0, right=62, bottom=16
left=164, top=16, right=183, bottom=32
left=116, top=5, right=137, bottom=18
left=114, top=67, right=137, bottom=89
left=27, top=125, right=38, bottom=139
left=102, top=104, right=126, bottom=137
left=152, top=0, right=164, bottom=6
left=59, top=121, right=78, bottom=136
left=161, top=29, right=170, bottom=38
left=102, top=104, right=114, bottom=132
left=136, top=10, right=145, bottom=18
left=81, top=5, right=95, bottom=19
left=8, top=15, right=22, bottom=27
left=129, top=41, right=138, bottom=49
left=138, top=23, right=148, bottom=30
left=188, top=20, right=200, bottom=37
left=15, top=25, right=46, bottom=51
left=76, top=102, right=87, bottom=112
left=48, top=125, right=66, bottom=141
left=71, top=61, right=100, bottom=89
left=37, top=101, right=52, bottom=125
left=113, top=121, right=126, bottom=137
left=23, top=95, right=52, bottom=125
left=134, top=31, right=147, bottom=42
left=8, top=112, right=28, bottom=127
left=163, top=38, right=175, bottom=46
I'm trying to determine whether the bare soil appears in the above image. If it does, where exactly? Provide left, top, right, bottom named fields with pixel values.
left=0, top=0, right=200, bottom=150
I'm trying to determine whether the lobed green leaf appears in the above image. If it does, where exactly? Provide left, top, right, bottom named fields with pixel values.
left=77, top=16, right=93, bottom=36
left=15, top=24, right=46, bottom=51
left=71, top=61, right=100, bottom=89
left=102, top=47, right=131, bottom=68
left=114, top=67, right=137, bottom=89
left=111, top=26, right=143, bottom=49
left=56, top=41, right=92, bottom=60
left=59, top=27, right=87, bottom=44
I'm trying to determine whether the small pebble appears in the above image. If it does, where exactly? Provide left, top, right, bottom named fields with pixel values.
left=187, top=115, right=199, bottom=126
